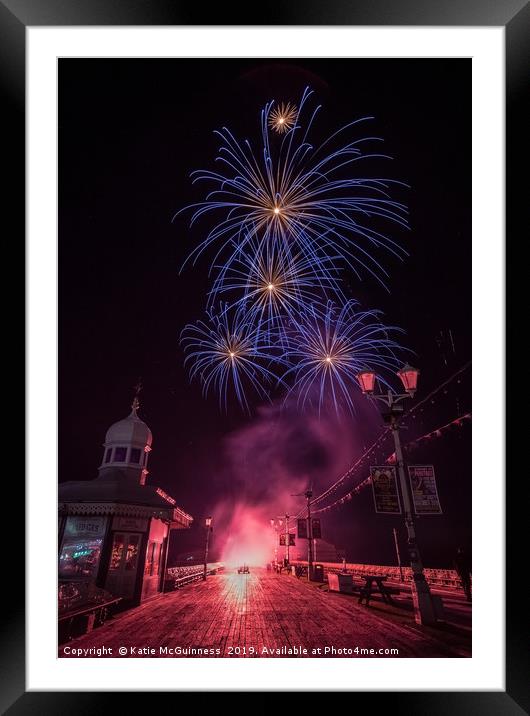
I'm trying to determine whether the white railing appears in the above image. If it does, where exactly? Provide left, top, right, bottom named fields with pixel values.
left=290, top=561, right=467, bottom=591
left=166, top=563, right=224, bottom=589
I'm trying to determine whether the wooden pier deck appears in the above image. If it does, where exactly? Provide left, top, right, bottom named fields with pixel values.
left=59, top=569, right=471, bottom=658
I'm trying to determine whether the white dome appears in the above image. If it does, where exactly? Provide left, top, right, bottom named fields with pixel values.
left=105, top=407, right=152, bottom=448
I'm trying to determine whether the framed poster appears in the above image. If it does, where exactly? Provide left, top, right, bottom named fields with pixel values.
left=370, top=466, right=402, bottom=514
left=11, top=0, right=523, bottom=708
left=408, top=465, right=443, bottom=515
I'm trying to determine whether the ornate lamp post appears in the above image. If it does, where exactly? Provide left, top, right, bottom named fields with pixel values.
left=284, top=514, right=290, bottom=566
left=305, top=489, right=314, bottom=582
left=203, top=516, right=212, bottom=581
left=270, top=518, right=278, bottom=566
left=357, top=364, right=439, bottom=625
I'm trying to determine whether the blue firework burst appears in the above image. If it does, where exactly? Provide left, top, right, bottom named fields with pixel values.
left=180, top=304, right=284, bottom=412
left=175, top=86, right=409, bottom=287
left=208, top=235, right=343, bottom=342
left=281, top=300, right=406, bottom=414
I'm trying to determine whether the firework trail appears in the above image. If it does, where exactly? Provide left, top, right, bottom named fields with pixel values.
left=208, top=235, right=344, bottom=341
left=175, top=87, right=409, bottom=288
left=177, top=88, right=410, bottom=412
left=280, top=300, right=407, bottom=415
left=180, top=304, right=286, bottom=412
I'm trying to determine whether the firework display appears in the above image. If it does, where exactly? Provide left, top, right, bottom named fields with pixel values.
left=268, top=101, right=298, bottom=134
left=280, top=300, right=405, bottom=414
left=181, top=304, right=284, bottom=412
left=208, top=236, right=343, bottom=334
left=178, top=88, right=409, bottom=412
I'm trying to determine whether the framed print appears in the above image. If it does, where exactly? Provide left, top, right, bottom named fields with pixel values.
left=4, top=0, right=526, bottom=709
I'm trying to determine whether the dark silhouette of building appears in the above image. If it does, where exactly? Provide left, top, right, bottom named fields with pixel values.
left=58, top=396, right=192, bottom=606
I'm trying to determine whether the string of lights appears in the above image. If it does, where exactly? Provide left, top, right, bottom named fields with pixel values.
left=294, top=362, right=471, bottom=518
left=385, top=412, right=472, bottom=464
left=312, top=412, right=471, bottom=515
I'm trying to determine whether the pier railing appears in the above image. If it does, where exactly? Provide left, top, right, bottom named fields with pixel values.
left=165, top=563, right=224, bottom=590
left=290, top=561, right=466, bottom=591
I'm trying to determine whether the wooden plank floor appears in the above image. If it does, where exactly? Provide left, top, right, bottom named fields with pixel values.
left=60, top=569, right=470, bottom=658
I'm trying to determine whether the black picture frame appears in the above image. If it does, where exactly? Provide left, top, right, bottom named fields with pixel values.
left=4, top=0, right=526, bottom=710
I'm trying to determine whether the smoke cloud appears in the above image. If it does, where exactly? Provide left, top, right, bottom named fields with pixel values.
left=213, top=397, right=379, bottom=565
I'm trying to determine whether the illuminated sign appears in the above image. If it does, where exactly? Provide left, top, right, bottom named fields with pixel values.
left=64, top=516, right=107, bottom=538
left=111, top=516, right=149, bottom=532
left=156, top=488, right=176, bottom=505
left=72, top=549, right=92, bottom=559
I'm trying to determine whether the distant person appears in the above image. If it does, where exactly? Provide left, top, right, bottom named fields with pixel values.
left=453, top=546, right=472, bottom=601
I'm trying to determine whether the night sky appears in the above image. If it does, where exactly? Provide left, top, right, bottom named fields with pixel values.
left=59, top=59, right=471, bottom=568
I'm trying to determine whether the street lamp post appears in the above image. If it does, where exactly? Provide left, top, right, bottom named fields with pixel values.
left=271, top=515, right=291, bottom=570
left=305, top=489, right=314, bottom=582
left=393, top=527, right=404, bottom=582
left=203, top=517, right=212, bottom=581
left=357, top=364, right=439, bottom=625
left=285, top=514, right=290, bottom=566
left=270, top=518, right=278, bottom=566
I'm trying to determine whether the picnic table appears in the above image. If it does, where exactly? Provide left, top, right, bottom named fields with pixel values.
left=358, top=575, right=400, bottom=606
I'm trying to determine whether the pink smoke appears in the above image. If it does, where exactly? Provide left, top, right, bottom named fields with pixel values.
left=211, top=398, right=380, bottom=565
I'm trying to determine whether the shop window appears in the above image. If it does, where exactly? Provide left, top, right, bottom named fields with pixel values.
left=58, top=538, right=103, bottom=580
left=114, top=447, right=127, bottom=462
left=125, top=535, right=140, bottom=571
left=130, top=448, right=141, bottom=463
left=109, top=533, right=125, bottom=571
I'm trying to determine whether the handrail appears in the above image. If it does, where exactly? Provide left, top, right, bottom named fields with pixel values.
left=290, top=561, right=467, bottom=590
left=166, top=563, right=225, bottom=590
left=58, top=596, right=122, bottom=621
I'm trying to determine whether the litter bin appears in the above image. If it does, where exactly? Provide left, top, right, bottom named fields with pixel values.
left=328, top=572, right=354, bottom=593
left=312, top=564, right=324, bottom=582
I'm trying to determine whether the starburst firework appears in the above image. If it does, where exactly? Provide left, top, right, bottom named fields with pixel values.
left=281, top=300, right=406, bottom=414
left=177, top=87, right=411, bottom=413
left=176, top=87, right=409, bottom=287
left=180, top=305, right=284, bottom=412
left=208, top=236, right=343, bottom=339
left=268, top=101, right=297, bottom=133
